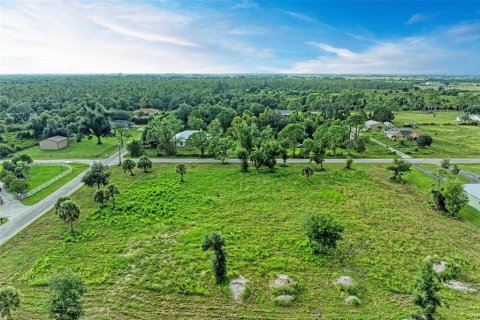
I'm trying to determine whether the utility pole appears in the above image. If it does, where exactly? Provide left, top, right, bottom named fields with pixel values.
left=118, top=129, right=123, bottom=166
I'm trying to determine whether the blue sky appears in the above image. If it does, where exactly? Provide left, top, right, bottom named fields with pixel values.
left=1, top=0, right=479, bottom=74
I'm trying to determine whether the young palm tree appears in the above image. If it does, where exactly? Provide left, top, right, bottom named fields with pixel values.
left=121, top=159, right=136, bottom=176
left=93, top=189, right=109, bottom=208
left=57, top=200, right=81, bottom=233
left=302, top=166, right=314, bottom=179
left=107, top=184, right=120, bottom=208
left=0, top=286, right=20, bottom=320
left=175, top=163, right=187, bottom=182
left=137, top=155, right=153, bottom=173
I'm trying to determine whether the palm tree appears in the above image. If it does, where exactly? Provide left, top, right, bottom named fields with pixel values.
left=0, top=286, right=20, bottom=320
left=302, top=166, right=314, bottom=179
left=137, top=155, right=152, bottom=173
left=122, top=159, right=136, bottom=176
left=107, top=184, right=120, bottom=208
left=57, top=200, right=80, bottom=233
left=93, top=189, right=109, bottom=208
left=175, top=163, right=187, bottom=182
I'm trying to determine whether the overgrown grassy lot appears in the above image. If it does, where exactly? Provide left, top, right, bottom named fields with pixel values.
left=1, top=164, right=479, bottom=319
left=369, top=123, right=480, bottom=158
left=22, top=164, right=89, bottom=205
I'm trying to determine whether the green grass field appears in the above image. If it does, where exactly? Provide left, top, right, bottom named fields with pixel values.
left=459, top=164, right=480, bottom=175
left=22, top=164, right=89, bottom=205
left=393, top=111, right=462, bottom=126
left=26, top=165, right=68, bottom=190
left=140, top=140, right=396, bottom=159
left=1, top=163, right=479, bottom=319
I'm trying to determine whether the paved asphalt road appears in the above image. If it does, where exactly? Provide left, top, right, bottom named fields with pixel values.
left=0, top=149, right=479, bottom=245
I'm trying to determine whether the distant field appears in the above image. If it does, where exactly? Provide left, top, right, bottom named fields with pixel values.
left=369, top=124, right=480, bottom=158
left=0, top=164, right=479, bottom=319
left=447, top=84, right=480, bottom=92
left=393, top=111, right=461, bottom=125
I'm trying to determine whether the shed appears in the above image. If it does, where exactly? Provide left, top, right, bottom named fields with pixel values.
left=364, top=120, right=385, bottom=131
left=39, top=136, right=68, bottom=150
left=464, top=184, right=480, bottom=211
left=174, top=130, right=199, bottom=146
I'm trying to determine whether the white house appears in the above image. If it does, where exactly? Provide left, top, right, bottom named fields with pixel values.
left=364, top=120, right=385, bottom=131
left=464, top=184, right=480, bottom=211
left=39, top=136, right=68, bottom=150
left=174, top=130, right=199, bottom=146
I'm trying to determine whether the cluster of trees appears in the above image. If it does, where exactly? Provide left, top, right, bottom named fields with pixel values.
left=0, top=273, right=85, bottom=320
left=2, top=75, right=478, bottom=159
left=136, top=109, right=367, bottom=172
left=120, top=156, right=153, bottom=175
left=0, top=154, right=33, bottom=194
left=431, top=164, right=468, bottom=218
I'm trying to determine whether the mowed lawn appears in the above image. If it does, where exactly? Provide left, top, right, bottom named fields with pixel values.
left=393, top=111, right=461, bottom=125
left=17, top=130, right=141, bottom=160
left=26, top=165, right=68, bottom=191
left=460, top=164, right=480, bottom=176
left=22, top=163, right=89, bottom=205
left=0, top=164, right=479, bottom=319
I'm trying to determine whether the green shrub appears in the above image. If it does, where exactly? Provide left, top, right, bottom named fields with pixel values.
left=303, top=214, right=344, bottom=254
left=127, top=140, right=144, bottom=157
left=8, top=178, right=28, bottom=193
left=272, top=282, right=302, bottom=296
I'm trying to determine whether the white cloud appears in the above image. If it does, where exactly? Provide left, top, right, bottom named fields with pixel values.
left=447, top=22, right=480, bottom=41
left=228, top=26, right=267, bottom=36
left=307, top=42, right=355, bottom=58
left=285, top=11, right=315, bottom=23
left=232, top=0, right=258, bottom=10
left=0, top=1, right=272, bottom=73
left=287, top=36, right=476, bottom=74
left=406, top=13, right=429, bottom=25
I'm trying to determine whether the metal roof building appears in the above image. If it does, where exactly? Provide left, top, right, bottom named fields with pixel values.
left=464, top=184, right=480, bottom=211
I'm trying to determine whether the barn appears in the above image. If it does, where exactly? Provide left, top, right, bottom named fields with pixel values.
left=39, top=136, right=68, bottom=150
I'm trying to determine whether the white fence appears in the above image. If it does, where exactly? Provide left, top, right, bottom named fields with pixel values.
left=22, top=163, right=73, bottom=198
